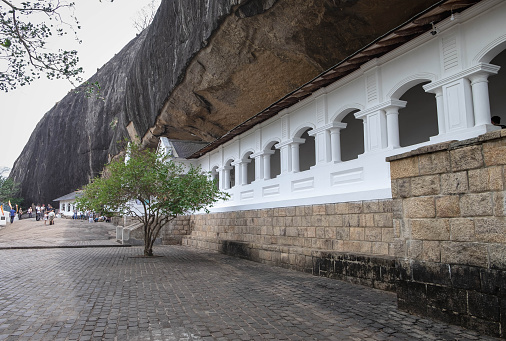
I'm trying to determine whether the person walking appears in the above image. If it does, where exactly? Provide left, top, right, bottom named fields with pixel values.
left=9, top=207, right=16, bottom=224
left=27, top=207, right=32, bottom=218
left=35, top=205, right=41, bottom=221
left=17, top=208, right=23, bottom=220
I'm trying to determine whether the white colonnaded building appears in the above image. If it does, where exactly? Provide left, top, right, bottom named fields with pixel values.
left=159, top=0, right=506, bottom=212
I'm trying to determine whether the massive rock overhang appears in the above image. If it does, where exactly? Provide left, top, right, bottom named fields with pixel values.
left=187, top=0, right=480, bottom=159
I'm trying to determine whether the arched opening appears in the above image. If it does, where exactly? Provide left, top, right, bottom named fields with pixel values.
left=211, top=166, right=219, bottom=189
left=489, top=49, right=506, bottom=125
left=224, top=159, right=235, bottom=189
left=339, top=109, right=363, bottom=161
left=398, top=82, right=438, bottom=147
left=298, top=129, right=315, bottom=172
left=243, top=152, right=255, bottom=185
left=270, top=143, right=281, bottom=179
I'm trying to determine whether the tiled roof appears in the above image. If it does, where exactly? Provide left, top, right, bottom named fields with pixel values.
left=170, top=140, right=209, bottom=159
left=53, top=191, right=81, bottom=202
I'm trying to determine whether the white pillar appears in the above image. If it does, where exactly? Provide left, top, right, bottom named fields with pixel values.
left=435, top=89, right=446, bottom=135
left=279, top=144, right=291, bottom=174
left=385, top=107, right=400, bottom=149
left=469, top=73, right=492, bottom=127
left=290, top=142, right=300, bottom=173
left=218, top=167, right=225, bottom=190
left=223, top=166, right=231, bottom=189
left=233, top=163, right=240, bottom=188
left=240, top=162, right=248, bottom=185
left=253, top=155, right=263, bottom=180
left=263, top=153, right=273, bottom=180
left=329, top=127, right=342, bottom=163
left=362, top=118, right=369, bottom=153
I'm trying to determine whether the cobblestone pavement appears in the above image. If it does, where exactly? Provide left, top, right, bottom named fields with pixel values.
left=0, top=220, right=500, bottom=340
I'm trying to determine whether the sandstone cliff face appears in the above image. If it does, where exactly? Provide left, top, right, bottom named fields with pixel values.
left=10, top=0, right=439, bottom=205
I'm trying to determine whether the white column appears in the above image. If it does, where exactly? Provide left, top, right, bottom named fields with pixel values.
left=263, top=152, right=274, bottom=180
left=385, top=106, right=401, bottom=149
left=329, top=127, right=342, bottom=163
left=469, top=73, right=492, bottom=127
left=279, top=144, right=291, bottom=174
left=290, top=142, right=300, bottom=173
left=240, top=162, right=248, bottom=185
left=218, top=167, right=225, bottom=190
left=362, top=118, right=369, bottom=153
left=324, top=130, right=332, bottom=163
left=223, top=166, right=231, bottom=189
left=233, top=163, right=240, bottom=188
left=251, top=154, right=263, bottom=181
left=435, top=89, right=446, bottom=135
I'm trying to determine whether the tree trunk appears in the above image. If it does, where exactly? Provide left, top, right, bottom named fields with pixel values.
left=143, top=218, right=171, bottom=256
left=144, top=247, right=153, bottom=256
left=144, top=221, right=154, bottom=256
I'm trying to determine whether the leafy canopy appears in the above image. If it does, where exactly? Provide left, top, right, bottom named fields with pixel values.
left=0, top=0, right=110, bottom=94
left=0, top=168, right=22, bottom=208
left=76, top=142, right=228, bottom=256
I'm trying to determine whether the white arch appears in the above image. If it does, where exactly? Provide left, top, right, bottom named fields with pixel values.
left=331, top=103, right=365, bottom=123
left=473, top=34, right=506, bottom=63
left=292, top=123, right=316, bottom=139
left=224, top=157, right=236, bottom=167
left=241, top=149, right=255, bottom=160
left=386, top=73, right=437, bottom=100
left=262, top=138, right=281, bottom=152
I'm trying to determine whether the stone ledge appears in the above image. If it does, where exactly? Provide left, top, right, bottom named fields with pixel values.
left=387, top=141, right=456, bottom=162
left=386, top=129, right=505, bottom=162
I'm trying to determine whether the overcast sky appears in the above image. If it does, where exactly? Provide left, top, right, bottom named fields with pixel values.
left=0, top=0, right=160, bottom=175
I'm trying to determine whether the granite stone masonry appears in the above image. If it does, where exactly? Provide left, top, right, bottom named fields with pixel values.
left=387, top=130, right=506, bottom=338
left=174, top=130, right=506, bottom=338
left=180, top=199, right=397, bottom=290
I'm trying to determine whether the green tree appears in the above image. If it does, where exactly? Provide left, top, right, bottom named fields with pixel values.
left=1, top=0, right=108, bottom=94
left=0, top=167, right=22, bottom=208
left=76, top=142, right=228, bottom=256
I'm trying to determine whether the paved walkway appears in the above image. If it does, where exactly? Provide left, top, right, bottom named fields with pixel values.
left=0, top=219, right=500, bottom=340
left=0, top=217, right=118, bottom=248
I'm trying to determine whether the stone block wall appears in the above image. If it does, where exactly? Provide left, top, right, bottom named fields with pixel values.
left=160, top=216, right=192, bottom=245
left=112, top=216, right=192, bottom=245
left=181, top=199, right=396, bottom=289
left=387, top=130, right=506, bottom=338
left=183, top=200, right=394, bottom=253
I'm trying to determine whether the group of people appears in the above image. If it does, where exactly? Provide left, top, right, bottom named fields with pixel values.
left=31, top=204, right=57, bottom=225
left=6, top=204, right=24, bottom=224
left=72, top=210, right=110, bottom=223
left=7, top=204, right=57, bottom=225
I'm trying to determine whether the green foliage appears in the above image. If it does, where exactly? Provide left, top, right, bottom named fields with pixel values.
left=0, top=0, right=109, bottom=97
left=76, top=142, right=228, bottom=256
left=1, top=1, right=81, bottom=90
left=74, top=81, right=103, bottom=99
left=0, top=171, right=23, bottom=209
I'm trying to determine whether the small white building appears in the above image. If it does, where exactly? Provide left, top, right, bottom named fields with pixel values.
left=54, top=191, right=81, bottom=217
left=165, top=0, right=506, bottom=212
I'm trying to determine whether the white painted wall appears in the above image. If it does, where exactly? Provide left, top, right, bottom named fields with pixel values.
left=180, top=0, right=506, bottom=211
left=58, top=200, right=76, bottom=217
